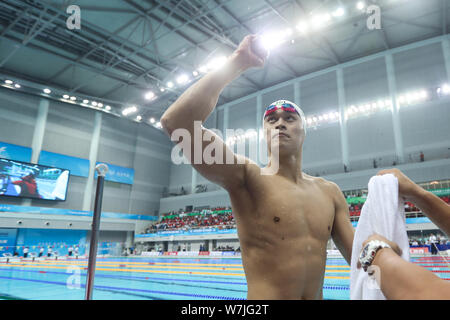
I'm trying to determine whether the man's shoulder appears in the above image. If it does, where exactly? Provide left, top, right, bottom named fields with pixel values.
left=305, top=175, right=339, bottom=190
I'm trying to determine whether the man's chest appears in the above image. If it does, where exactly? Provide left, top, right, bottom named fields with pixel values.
left=235, top=175, right=336, bottom=240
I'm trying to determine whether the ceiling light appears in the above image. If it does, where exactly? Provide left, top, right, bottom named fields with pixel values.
left=43, top=88, right=51, bottom=94
left=160, top=87, right=165, bottom=92
left=83, top=99, right=89, bottom=104
left=91, top=101, right=98, bottom=106
left=5, top=80, right=13, bottom=84
left=150, top=118, right=155, bottom=124
left=167, top=81, right=174, bottom=88
left=97, top=103, right=103, bottom=108
left=63, top=94, right=70, bottom=99
left=70, top=96, right=76, bottom=101
left=14, top=84, right=21, bottom=88
left=136, top=115, right=142, bottom=121
left=105, top=105, right=111, bottom=111
left=193, top=71, right=199, bottom=76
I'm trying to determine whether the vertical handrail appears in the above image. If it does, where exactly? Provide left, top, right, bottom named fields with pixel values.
left=84, top=164, right=108, bottom=300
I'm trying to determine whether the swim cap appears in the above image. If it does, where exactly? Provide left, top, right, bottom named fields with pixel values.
left=263, top=100, right=307, bottom=136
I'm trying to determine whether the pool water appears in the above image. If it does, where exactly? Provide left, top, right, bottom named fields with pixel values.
left=0, top=256, right=448, bottom=300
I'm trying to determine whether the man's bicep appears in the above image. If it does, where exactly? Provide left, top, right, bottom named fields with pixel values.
left=331, top=184, right=355, bottom=264
left=185, top=128, right=246, bottom=190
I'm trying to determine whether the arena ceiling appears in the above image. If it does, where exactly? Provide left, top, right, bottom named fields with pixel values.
left=0, top=0, right=448, bottom=125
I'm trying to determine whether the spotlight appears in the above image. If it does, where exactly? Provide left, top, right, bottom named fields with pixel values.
left=105, top=105, right=111, bottom=111
left=122, top=106, right=138, bottom=116
left=332, top=8, right=345, bottom=17
left=145, top=91, right=155, bottom=100
left=176, top=74, right=189, bottom=85
left=260, top=32, right=285, bottom=50
left=91, top=101, right=98, bottom=106
left=14, top=83, right=21, bottom=88
left=193, top=71, right=199, bottom=77
left=70, top=96, right=76, bottom=101
left=43, top=88, right=51, bottom=94
left=136, top=115, right=142, bottom=121
left=167, top=81, right=174, bottom=88
left=150, top=118, right=155, bottom=124
left=97, top=103, right=103, bottom=108
left=63, top=94, right=70, bottom=99
left=357, top=1, right=366, bottom=10
left=311, top=13, right=331, bottom=29
left=5, top=80, right=13, bottom=84
left=296, top=22, right=309, bottom=33
left=442, top=84, right=450, bottom=94
left=83, top=99, right=89, bottom=104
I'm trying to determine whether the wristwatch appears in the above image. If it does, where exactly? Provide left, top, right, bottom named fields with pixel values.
left=359, top=240, right=391, bottom=272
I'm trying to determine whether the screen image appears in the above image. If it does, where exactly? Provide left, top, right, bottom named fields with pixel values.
left=0, top=158, right=70, bottom=201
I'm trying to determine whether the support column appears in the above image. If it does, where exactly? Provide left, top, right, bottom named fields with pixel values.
left=294, top=81, right=301, bottom=107
left=385, top=54, right=405, bottom=164
left=83, top=112, right=102, bottom=211
left=442, top=38, right=450, bottom=83
left=24, top=98, right=49, bottom=206
left=191, top=167, right=197, bottom=195
left=336, top=68, right=350, bottom=172
left=30, top=98, right=49, bottom=163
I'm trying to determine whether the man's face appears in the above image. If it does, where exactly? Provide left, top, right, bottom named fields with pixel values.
left=263, top=108, right=305, bottom=155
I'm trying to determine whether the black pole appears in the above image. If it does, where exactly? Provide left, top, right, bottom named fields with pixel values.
left=85, top=164, right=108, bottom=300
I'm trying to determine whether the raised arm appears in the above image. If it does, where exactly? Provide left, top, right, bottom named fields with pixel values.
left=161, top=35, right=266, bottom=190
left=377, top=169, right=450, bottom=236
left=360, top=234, right=450, bottom=300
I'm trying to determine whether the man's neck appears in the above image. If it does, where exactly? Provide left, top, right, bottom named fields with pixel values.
left=268, top=151, right=304, bottom=183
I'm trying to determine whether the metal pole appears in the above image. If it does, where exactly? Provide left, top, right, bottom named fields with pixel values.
left=84, top=164, right=108, bottom=300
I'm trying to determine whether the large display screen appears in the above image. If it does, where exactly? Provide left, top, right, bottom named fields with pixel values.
left=0, top=158, right=70, bottom=201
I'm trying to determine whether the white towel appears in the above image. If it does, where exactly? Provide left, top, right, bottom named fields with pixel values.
left=350, top=174, right=410, bottom=300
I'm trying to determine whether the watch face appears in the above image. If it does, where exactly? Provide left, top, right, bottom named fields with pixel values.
left=361, top=244, right=369, bottom=258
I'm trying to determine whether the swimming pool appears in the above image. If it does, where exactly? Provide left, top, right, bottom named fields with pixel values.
left=0, top=256, right=448, bottom=300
